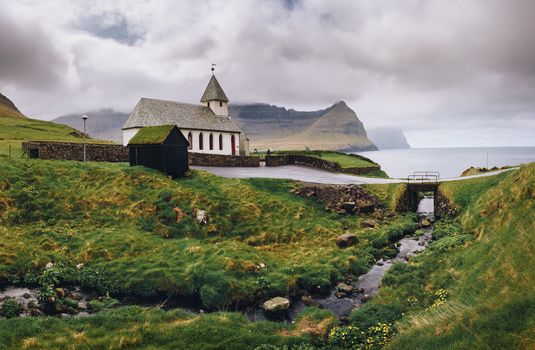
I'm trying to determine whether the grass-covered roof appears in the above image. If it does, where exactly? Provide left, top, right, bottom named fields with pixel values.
left=128, top=125, right=176, bottom=145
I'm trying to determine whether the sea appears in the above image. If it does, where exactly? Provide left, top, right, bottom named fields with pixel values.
left=355, top=147, right=535, bottom=179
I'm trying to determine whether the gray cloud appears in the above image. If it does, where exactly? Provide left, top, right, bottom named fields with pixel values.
left=0, top=0, right=534, bottom=146
left=0, top=8, right=66, bottom=88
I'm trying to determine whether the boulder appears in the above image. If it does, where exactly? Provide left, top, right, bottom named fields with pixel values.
left=336, top=234, right=357, bottom=248
left=301, top=295, right=323, bottom=308
left=30, top=308, right=45, bottom=317
left=420, top=218, right=431, bottom=228
left=196, top=210, right=208, bottom=225
left=361, top=219, right=378, bottom=228
left=355, top=199, right=375, bottom=213
left=262, top=297, right=290, bottom=313
left=336, top=283, right=353, bottom=294
left=340, top=201, right=356, bottom=212
left=361, top=294, right=371, bottom=303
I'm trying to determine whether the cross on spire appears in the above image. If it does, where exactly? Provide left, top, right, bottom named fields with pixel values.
left=211, top=63, right=216, bottom=74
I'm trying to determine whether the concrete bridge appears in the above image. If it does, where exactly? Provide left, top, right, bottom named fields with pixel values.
left=406, top=171, right=440, bottom=211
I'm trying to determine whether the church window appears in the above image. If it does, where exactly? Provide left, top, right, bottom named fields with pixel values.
left=209, top=133, right=214, bottom=150
left=199, top=133, right=204, bottom=150
left=219, top=101, right=223, bottom=107
left=219, top=134, right=223, bottom=150
left=187, top=132, right=192, bottom=150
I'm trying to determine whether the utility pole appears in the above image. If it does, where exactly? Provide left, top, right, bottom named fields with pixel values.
left=82, top=115, right=88, bottom=162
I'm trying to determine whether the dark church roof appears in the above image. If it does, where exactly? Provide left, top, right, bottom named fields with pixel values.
left=122, top=98, right=241, bottom=133
left=200, top=75, right=229, bottom=102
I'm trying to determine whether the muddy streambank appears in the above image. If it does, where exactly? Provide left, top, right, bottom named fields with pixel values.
left=0, top=198, right=435, bottom=322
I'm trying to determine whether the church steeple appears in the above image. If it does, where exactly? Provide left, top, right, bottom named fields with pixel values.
left=200, top=67, right=229, bottom=116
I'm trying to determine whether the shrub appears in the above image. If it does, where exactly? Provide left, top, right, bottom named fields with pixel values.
left=349, top=302, right=403, bottom=329
left=429, top=234, right=474, bottom=252
left=297, top=268, right=332, bottom=295
left=328, top=323, right=395, bottom=350
left=88, top=296, right=120, bottom=312
left=0, top=299, right=23, bottom=318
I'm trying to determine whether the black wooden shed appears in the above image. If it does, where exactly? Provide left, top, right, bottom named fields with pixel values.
left=128, top=125, right=189, bottom=177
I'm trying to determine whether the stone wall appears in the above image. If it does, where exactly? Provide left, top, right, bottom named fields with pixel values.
left=189, top=152, right=260, bottom=167
left=22, top=141, right=128, bottom=162
left=343, top=166, right=381, bottom=175
left=435, top=188, right=458, bottom=218
left=265, top=154, right=381, bottom=175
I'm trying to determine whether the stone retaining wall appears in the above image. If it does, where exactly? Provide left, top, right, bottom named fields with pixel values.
left=265, top=154, right=381, bottom=175
left=189, top=152, right=260, bottom=167
left=435, top=188, right=458, bottom=218
left=22, top=141, right=128, bottom=162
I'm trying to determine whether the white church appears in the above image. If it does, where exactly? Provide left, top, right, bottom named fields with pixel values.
left=122, top=73, right=248, bottom=156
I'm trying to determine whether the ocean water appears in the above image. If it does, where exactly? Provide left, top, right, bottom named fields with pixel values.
left=355, top=147, right=535, bottom=179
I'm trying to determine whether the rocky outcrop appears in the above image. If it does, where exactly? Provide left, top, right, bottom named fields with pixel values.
left=0, top=92, right=22, bottom=114
left=293, top=184, right=381, bottom=215
left=435, top=189, right=458, bottom=218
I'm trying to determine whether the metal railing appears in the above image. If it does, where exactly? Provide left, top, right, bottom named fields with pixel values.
left=407, top=171, right=440, bottom=184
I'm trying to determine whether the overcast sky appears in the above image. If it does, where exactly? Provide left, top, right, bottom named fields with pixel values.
left=1, top=0, right=534, bottom=147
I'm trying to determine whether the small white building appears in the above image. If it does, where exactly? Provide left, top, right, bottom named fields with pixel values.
left=122, top=74, right=248, bottom=156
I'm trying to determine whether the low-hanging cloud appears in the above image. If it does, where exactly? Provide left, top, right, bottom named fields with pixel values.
left=0, top=0, right=534, bottom=146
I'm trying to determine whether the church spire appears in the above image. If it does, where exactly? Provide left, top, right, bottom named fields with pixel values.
left=201, top=68, right=229, bottom=116
left=200, top=74, right=229, bottom=103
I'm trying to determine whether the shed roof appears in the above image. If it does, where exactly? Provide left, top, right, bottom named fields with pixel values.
left=122, top=98, right=241, bottom=133
left=200, top=75, right=229, bottom=102
left=128, top=125, right=177, bottom=145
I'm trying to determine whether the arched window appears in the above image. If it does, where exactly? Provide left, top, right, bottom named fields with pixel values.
left=187, top=132, right=192, bottom=150
left=199, top=132, right=204, bottom=150
left=219, top=101, right=223, bottom=107
left=209, top=133, right=214, bottom=150
left=219, top=134, right=223, bottom=150
left=231, top=135, right=236, bottom=156
left=207, top=102, right=210, bottom=108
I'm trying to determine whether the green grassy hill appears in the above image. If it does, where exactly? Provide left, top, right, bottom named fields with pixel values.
left=0, top=156, right=533, bottom=349
left=346, top=164, right=535, bottom=350
left=0, top=96, right=92, bottom=156
left=0, top=158, right=413, bottom=349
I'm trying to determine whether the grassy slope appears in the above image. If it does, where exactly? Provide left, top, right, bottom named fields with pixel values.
left=349, top=164, right=535, bottom=350
left=0, top=106, right=97, bottom=156
left=253, top=150, right=389, bottom=178
left=0, top=158, right=417, bottom=349
left=0, top=158, right=413, bottom=302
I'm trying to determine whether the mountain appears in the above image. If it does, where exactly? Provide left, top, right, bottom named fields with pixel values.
left=367, top=127, right=410, bottom=149
left=53, top=109, right=128, bottom=143
left=0, top=92, right=26, bottom=118
left=51, top=101, right=377, bottom=151
left=229, top=101, right=377, bottom=151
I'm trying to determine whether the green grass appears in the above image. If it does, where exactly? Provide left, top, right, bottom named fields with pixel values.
left=272, top=150, right=377, bottom=169
left=0, top=157, right=420, bottom=348
left=0, top=158, right=413, bottom=307
left=0, top=110, right=112, bottom=158
left=129, top=125, right=176, bottom=145
left=344, top=163, right=535, bottom=350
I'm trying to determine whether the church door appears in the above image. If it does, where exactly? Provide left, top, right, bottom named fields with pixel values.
left=231, top=135, right=236, bottom=156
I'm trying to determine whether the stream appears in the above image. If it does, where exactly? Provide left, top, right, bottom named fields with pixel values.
left=0, top=197, right=434, bottom=322
left=247, top=196, right=435, bottom=321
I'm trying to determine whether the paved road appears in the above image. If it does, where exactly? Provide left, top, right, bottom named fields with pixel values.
left=192, top=165, right=516, bottom=185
